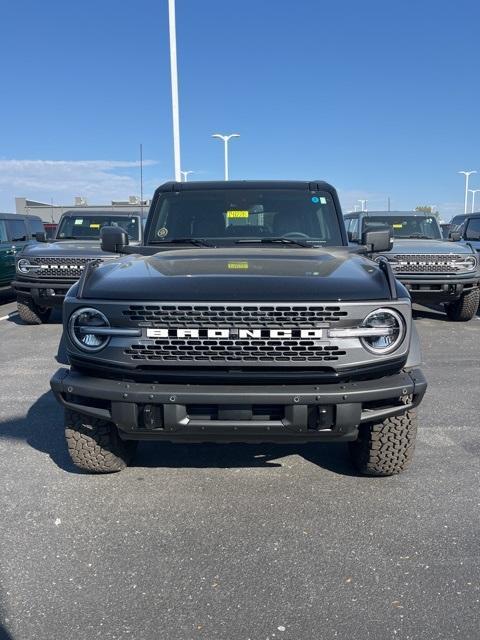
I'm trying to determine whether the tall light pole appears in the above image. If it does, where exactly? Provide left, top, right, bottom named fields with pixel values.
left=468, top=189, right=480, bottom=213
left=180, top=170, right=194, bottom=182
left=168, top=0, right=181, bottom=182
left=358, top=199, right=367, bottom=212
left=212, top=133, right=240, bottom=180
left=459, top=171, right=476, bottom=214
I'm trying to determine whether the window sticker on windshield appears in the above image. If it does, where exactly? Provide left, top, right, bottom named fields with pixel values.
left=157, top=227, right=168, bottom=238
left=227, top=210, right=249, bottom=219
left=74, top=219, right=83, bottom=225
left=320, top=197, right=327, bottom=204
left=311, top=196, right=319, bottom=204
left=393, top=223, right=403, bottom=229
left=228, top=261, right=249, bottom=270
left=90, top=223, right=100, bottom=229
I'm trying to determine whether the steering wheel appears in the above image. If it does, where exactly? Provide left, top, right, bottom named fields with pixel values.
left=281, top=232, right=310, bottom=239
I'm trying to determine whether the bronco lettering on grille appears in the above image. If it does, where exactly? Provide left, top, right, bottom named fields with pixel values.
left=146, top=328, right=325, bottom=339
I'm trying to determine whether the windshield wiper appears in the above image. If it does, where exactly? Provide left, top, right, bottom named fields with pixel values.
left=151, top=238, right=214, bottom=247
left=403, top=234, right=435, bottom=240
left=235, top=237, right=310, bottom=248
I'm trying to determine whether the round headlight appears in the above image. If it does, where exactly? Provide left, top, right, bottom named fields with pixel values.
left=360, top=308, right=406, bottom=355
left=461, top=255, right=477, bottom=272
left=17, top=258, right=31, bottom=274
left=68, top=307, right=110, bottom=352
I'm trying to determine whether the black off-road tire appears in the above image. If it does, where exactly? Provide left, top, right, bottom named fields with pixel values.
left=16, top=295, right=52, bottom=324
left=445, top=288, right=480, bottom=322
left=349, top=410, right=418, bottom=476
left=65, top=409, right=138, bottom=473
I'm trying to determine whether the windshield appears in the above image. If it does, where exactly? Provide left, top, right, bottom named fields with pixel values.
left=56, top=215, right=141, bottom=240
left=148, top=189, right=343, bottom=245
left=362, top=215, right=441, bottom=240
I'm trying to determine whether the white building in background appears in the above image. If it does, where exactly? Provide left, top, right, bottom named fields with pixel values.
left=15, top=196, right=150, bottom=224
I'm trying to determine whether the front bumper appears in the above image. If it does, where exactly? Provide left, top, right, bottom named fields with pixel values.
left=395, top=273, right=479, bottom=301
left=50, top=367, right=427, bottom=443
left=12, top=279, right=74, bottom=306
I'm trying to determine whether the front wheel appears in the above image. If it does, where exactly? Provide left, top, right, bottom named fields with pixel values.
left=17, top=294, right=52, bottom=324
left=349, top=411, right=418, bottom=476
left=65, top=409, right=138, bottom=473
left=445, top=288, right=480, bottom=322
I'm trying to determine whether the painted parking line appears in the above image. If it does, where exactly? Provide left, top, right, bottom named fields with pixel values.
left=0, top=312, right=18, bottom=322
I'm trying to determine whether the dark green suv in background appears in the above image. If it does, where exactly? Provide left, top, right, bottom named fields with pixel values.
left=0, top=212, right=44, bottom=295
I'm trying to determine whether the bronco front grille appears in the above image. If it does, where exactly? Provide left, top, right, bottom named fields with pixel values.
left=26, top=256, right=103, bottom=280
left=387, top=254, right=473, bottom=274
left=122, top=303, right=350, bottom=365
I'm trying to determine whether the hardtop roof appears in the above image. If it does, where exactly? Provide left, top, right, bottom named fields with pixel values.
left=0, top=212, right=43, bottom=221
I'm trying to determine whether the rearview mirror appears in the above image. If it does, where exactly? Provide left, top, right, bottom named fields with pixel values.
left=101, top=226, right=129, bottom=253
left=35, top=231, right=47, bottom=242
left=361, top=225, right=392, bottom=253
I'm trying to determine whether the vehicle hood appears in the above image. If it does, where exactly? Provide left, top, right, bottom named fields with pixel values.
left=80, top=247, right=393, bottom=302
left=463, top=239, right=480, bottom=252
left=386, top=239, right=474, bottom=255
left=21, top=240, right=113, bottom=258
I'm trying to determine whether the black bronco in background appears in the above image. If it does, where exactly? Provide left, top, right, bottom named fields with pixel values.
left=51, top=181, right=427, bottom=476
left=344, top=210, right=480, bottom=321
left=12, top=208, right=146, bottom=324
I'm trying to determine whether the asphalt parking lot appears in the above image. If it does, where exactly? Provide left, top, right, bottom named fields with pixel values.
left=0, top=296, right=479, bottom=640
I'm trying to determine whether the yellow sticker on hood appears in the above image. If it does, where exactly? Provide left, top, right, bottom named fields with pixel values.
left=228, top=261, right=249, bottom=269
left=227, top=210, right=249, bottom=219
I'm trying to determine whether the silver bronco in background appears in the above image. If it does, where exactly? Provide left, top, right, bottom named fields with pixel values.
left=344, top=210, right=480, bottom=321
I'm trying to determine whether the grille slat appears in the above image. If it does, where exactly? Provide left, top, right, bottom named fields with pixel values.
left=122, top=304, right=348, bottom=326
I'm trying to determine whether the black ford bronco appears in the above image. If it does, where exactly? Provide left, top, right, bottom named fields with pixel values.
left=344, top=210, right=480, bottom=321
left=12, top=208, right=146, bottom=324
left=50, top=181, right=427, bottom=475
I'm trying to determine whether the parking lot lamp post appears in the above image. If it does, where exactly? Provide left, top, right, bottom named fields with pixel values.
left=459, top=171, right=476, bottom=214
left=212, top=134, right=240, bottom=180
left=468, top=189, right=480, bottom=213
left=180, top=170, right=194, bottom=182
left=168, top=0, right=181, bottom=182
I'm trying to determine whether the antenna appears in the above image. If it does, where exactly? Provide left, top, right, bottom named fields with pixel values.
left=140, top=143, right=144, bottom=216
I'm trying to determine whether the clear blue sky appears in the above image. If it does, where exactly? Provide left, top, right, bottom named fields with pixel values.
left=1, top=0, right=479, bottom=219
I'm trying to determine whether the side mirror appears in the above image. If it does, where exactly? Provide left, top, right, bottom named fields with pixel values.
left=361, top=225, right=392, bottom=253
left=35, top=231, right=47, bottom=242
left=448, top=231, right=461, bottom=242
left=347, top=230, right=359, bottom=243
left=101, top=226, right=129, bottom=253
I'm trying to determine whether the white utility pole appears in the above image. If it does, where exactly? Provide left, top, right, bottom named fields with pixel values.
left=358, top=199, right=367, bottom=212
left=180, top=170, right=194, bottom=182
left=468, top=189, right=480, bottom=213
left=212, top=133, right=240, bottom=180
left=168, top=0, right=181, bottom=182
left=459, top=171, right=476, bottom=214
